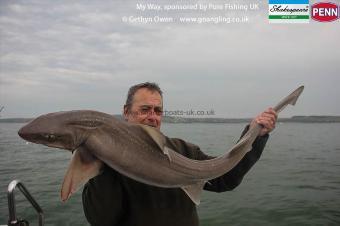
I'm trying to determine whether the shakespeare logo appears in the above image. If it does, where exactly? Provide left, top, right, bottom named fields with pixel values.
left=269, top=0, right=309, bottom=23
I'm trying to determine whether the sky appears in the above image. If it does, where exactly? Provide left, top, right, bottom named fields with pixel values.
left=0, top=0, right=339, bottom=118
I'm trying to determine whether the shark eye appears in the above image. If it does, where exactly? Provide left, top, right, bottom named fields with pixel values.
left=44, top=134, right=56, bottom=141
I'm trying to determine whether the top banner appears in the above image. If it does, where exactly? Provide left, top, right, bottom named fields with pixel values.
left=269, top=0, right=309, bottom=4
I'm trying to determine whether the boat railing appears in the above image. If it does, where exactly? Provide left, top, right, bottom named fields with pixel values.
left=6, top=180, right=44, bottom=226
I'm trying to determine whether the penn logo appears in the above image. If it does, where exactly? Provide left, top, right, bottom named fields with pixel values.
left=311, top=2, right=339, bottom=22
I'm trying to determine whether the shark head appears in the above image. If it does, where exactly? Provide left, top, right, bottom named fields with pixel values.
left=18, top=110, right=110, bottom=201
left=18, top=110, right=105, bottom=151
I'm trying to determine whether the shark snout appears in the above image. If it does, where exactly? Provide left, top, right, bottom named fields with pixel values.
left=18, top=125, right=33, bottom=141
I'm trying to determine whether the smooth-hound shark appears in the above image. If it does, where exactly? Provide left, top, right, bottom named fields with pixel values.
left=18, top=86, right=304, bottom=205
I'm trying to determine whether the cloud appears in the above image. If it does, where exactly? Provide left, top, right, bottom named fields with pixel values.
left=0, top=0, right=339, bottom=118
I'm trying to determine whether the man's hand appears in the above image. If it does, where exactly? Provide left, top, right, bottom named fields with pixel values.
left=251, top=108, right=277, bottom=136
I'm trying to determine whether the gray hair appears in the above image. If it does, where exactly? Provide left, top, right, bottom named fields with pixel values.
left=124, top=82, right=163, bottom=111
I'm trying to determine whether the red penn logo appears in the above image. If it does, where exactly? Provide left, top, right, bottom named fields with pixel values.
left=311, top=2, right=339, bottom=22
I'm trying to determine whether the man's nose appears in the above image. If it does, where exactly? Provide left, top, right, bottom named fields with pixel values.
left=146, top=110, right=158, bottom=120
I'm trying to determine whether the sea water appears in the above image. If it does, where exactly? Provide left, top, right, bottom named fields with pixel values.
left=0, top=123, right=339, bottom=226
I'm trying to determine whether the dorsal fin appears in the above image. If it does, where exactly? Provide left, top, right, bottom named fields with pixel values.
left=139, top=124, right=172, bottom=160
left=139, top=125, right=166, bottom=149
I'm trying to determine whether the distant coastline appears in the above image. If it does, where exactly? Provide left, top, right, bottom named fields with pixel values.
left=1, top=115, right=340, bottom=123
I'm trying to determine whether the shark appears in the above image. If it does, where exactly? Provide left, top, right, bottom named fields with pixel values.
left=18, top=86, right=304, bottom=205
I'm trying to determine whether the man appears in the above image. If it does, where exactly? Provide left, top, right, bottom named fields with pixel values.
left=82, top=82, right=277, bottom=226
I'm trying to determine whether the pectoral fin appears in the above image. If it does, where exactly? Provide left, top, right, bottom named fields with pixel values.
left=181, top=181, right=206, bottom=205
left=61, top=146, right=103, bottom=202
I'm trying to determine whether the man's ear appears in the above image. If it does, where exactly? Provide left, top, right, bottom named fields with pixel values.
left=123, top=105, right=129, bottom=121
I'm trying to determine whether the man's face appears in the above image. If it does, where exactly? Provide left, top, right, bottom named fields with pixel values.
left=124, top=88, right=163, bottom=130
